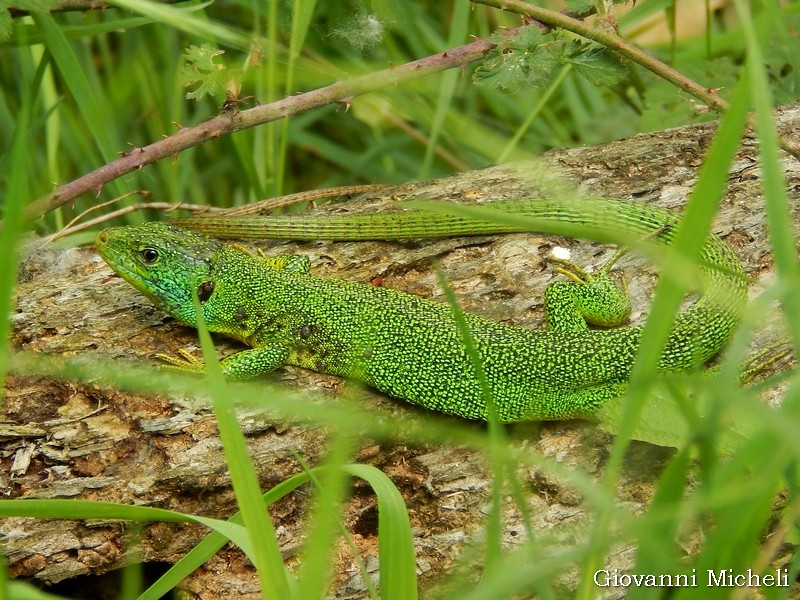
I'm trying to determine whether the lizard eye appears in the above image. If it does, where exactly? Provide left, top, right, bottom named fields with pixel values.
left=140, top=248, right=159, bottom=263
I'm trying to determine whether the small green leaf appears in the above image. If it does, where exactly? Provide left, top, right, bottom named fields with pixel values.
left=179, top=43, right=227, bottom=100
left=562, top=41, right=628, bottom=87
left=474, top=28, right=561, bottom=92
left=507, top=25, right=545, bottom=52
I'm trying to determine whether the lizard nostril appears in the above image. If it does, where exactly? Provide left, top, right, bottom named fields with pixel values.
left=96, top=231, right=109, bottom=245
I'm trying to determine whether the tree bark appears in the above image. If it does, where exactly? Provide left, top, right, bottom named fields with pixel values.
left=4, top=103, right=800, bottom=598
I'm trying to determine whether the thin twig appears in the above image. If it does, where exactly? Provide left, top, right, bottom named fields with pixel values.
left=56, top=192, right=150, bottom=236
left=47, top=201, right=219, bottom=241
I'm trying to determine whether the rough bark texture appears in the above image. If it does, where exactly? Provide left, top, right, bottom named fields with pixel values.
left=4, top=103, right=800, bottom=598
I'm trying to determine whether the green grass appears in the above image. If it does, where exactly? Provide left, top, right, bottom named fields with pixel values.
left=2, top=1, right=800, bottom=598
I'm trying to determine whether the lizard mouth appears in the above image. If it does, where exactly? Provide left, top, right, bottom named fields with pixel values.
left=96, top=233, right=132, bottom=281
left=95, top=230, right=172, bottom=311
left=96, top=232, right=139, bottom=284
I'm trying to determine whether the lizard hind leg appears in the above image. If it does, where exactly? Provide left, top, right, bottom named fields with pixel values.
left=544, top=252, right=632, bottom=332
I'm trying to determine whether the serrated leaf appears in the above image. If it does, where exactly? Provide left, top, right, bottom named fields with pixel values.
left=179, top=43, right=227, bottom=101
left=564, top=42, right=628, bottom=87
left=474, top=53, right=551, bottom=92
left=474, top=28, right=561, bottom=92
left=187, top=43, right=224, bottom=73
left=508, top=24, right=545, bottom=52
left=184, top=78, right=224, bottom=101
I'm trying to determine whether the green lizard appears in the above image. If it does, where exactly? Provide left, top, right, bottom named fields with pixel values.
left=95, top=198, right=746, bottom=422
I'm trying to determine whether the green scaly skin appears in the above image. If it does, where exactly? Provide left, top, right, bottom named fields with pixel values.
left=95, top=198, right=746, bottom=422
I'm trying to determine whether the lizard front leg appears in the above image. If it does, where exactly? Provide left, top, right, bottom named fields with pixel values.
left=157, top=343, right=290, bottom=379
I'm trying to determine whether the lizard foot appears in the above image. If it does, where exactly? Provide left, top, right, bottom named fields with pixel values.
left=156, top=348, right=208, bottom=374
left=544, top=251, right=631, bottom=331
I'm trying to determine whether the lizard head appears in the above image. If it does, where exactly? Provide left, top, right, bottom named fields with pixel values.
left=96, top=222, right=224, bottom=326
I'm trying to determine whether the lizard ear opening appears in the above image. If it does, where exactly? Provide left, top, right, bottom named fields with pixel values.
left=197, top=281, right=215, bottom=303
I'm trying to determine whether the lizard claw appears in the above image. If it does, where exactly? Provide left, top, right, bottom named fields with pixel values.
left=547, top=256, right=592, bottom=284
left=156, top=348, right=207, bottom=374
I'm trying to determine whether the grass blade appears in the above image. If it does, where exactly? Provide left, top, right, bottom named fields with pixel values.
left=191, top=292, right=292, bottom=599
